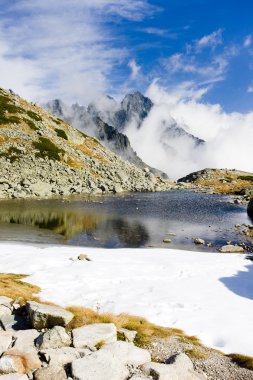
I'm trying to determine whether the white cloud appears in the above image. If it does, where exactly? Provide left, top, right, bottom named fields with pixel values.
left=128, top=60, right=141, bottom=80
left=244, top=35, right=252, bottom=48
left=164, top=53, right=228, bottom=83
left=140, top=27, right=177, bottom=39
left=0, top=0, right=155, bottom=103
left=248, top=85, right=253, bottom=93
left=124, top=81, right=253, bottom=179
left=196, top=29, right=223, bottom=51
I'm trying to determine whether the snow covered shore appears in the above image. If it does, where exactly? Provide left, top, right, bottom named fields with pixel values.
left=0, top=243, right=252, bottom=356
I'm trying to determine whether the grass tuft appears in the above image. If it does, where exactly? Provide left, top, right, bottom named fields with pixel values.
left=24, top=118, right=39, bottom=131
left=55, top=128, right=68, bottom=140
left=66, top=307, right=185, bottom=348
left=0, top=273, right=41, bottom=303
left=228, top=354, right=253, bottom=371
left=27, top=110, right=42, bottom=122
left=0, top=146, right=23, bottom=163
left=32, top=137, right=64, bottom=161
left=184, top=348, right=210, bottom=360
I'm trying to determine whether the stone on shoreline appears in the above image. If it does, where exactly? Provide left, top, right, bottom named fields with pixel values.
left=26, top=301, right=74, bottom=329
left=219, top=245, right=244, bottom=253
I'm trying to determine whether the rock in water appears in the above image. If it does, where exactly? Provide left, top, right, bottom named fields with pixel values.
left=194, top=238, right=205, bottom=245
left=248, top=198, right=253, bottom=217
left=26, top=301, right=74, bottom=329
left=219, top=245, right=244, bottom=253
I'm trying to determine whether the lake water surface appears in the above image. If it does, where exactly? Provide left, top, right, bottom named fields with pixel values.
left=0, top=190, right=252, bottom=251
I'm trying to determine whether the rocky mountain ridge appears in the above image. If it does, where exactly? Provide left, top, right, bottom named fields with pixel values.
left=44, top=98, right=167, bottom=179
left=44, top=92, right=204, bottom=180
left=0, top=87, right=172, bottom=199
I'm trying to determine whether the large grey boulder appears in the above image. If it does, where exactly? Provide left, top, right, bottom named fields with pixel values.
left=13, top=329, right=40, bottom=352
left=248, top=198, right=253, bottom=217
left=40, top=347, right=82, bottom=366
left=72, top=323, right=117, bottom=349
left=71, top=350, right=129, bottom=380
left=0, top=305, right=13, bottom=317
left=34, top=365, right=67, bottom=380
left=0, top=331, right=13, bottom=356
left=0, top=349, right=41, bottom=374
left=0, top=297, right=13, bottom=317
left=35, top=326, right=71, bottom=349
left=26, top=301, right=74, bottom=329
left=0, top=296, right=13, bottom=305
left=142, top=353, right=206, bottom=380
left=29, top=182, right=52, bottom=197
left=100, top=341, right=151, bottom=366
left=0, top=353, right=25, bottom=374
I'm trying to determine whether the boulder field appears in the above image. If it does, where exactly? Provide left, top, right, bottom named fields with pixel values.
left=0, top=297, right=206, bottom=380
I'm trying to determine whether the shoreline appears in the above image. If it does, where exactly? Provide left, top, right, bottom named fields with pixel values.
left=0, top=242, right=252, bottom=357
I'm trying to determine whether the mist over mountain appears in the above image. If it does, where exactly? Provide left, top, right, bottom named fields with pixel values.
left=44, top=91, right=203, bottom=179
left=44, top=98, right=168, bottom=178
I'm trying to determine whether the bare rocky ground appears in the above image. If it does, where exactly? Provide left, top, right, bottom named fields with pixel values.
left=0, top=295, right=252, bottom=380
left=149, top=336, right=253, bottom=380
left=178, top=168, right=253, bottom=202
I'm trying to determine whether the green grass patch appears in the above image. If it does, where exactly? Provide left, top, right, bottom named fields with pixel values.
left=238, top=175, right=253, bottom=182
left=228, top=354, right=253, bottom=371
left=32, top=137, right=64, bottom=161
left=23, top=118, right=39, bottom=131
left=0, top=115, right=21, bottom=124
left=0, top=146, right=23, bottom=163
left=0, top=93, right=24, bottom=124
left=55, top=128, right=68, bottom=140
left=27, top=110, right=42, bottom=122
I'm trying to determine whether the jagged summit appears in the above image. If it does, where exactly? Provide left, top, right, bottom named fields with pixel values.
left=44, top=97, right=168, bottom=178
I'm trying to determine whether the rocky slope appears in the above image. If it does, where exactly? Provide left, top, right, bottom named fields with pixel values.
left=44, top=99, right=167, bottom=179
left=178, top=168, right=253, bottom=196
left=0, top=87, right=172, bottom=199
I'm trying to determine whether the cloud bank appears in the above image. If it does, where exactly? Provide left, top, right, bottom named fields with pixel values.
left=0, top=0, right=155, bottom=103
left=124, top=81, right=253, bottom=179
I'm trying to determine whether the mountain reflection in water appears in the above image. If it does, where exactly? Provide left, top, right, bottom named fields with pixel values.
left=0, top=191, right=251, bottom=250
left=0, top=201, right=150, bottom=247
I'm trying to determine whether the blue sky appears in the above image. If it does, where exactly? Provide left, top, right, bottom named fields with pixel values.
left=0, top=0, right=253, bottom=112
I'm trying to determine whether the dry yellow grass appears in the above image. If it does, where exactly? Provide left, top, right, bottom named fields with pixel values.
left=0, top=273, right=41, bottom=303
left=66, top=306, right=189, bottom=347
left=184, top=348, right=210, bottom=360
left=196, top=179, right=253, bottom=194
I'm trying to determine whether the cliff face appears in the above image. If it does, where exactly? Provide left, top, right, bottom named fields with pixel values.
left=0, top=87, right=171, bottom=199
